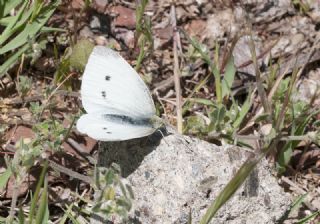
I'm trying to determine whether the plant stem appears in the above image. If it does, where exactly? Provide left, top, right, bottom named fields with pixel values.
left=171, top=5, right=183, bottom=133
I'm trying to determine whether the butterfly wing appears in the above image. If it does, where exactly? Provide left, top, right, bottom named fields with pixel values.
left=77, top=113, right=156, bottom=141
left=80, top=46, right=156, bottom=118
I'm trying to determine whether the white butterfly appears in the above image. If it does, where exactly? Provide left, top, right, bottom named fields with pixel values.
left=77, top=46, right=162, bottom=141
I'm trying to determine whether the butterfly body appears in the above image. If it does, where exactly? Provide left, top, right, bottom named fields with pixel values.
left=77, top=46, right=162, bottom=141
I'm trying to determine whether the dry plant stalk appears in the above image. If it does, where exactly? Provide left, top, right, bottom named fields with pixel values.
left=170, top=5, right=183, bottom=133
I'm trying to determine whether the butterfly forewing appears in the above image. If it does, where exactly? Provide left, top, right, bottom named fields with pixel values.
left=80, top=46, right=156, bottom=118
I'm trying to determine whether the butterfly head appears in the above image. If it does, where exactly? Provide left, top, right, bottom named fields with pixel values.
left=150, top=115, right=164, bottom=130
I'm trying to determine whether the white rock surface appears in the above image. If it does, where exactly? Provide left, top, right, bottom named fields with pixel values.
left=98, top=131, right=291, bottom=223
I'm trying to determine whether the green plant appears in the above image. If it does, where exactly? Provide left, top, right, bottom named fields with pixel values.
left=54, top=39, right=94, bottom=88
left=183, top=36, right=251, bottom=145
left=182, top=32, right=320, bottom=223
left=16, top=76, right=32, bottom=97
left=28, top=162, right=49, bottom=224
left=135, top=0, right=153, bottom=71
left=0, top=0, right=63, bottom=76
left=91, top=164, right=134, bottom=222
left=292, top=0, right=310, bottom=14
left=0, top=1, right=65, bottom=222
left=4, top=139, right=46, bottom=223
left=0, top=166, right=12, bottom=190
left=274, top=78, right=318, bottom=173
left=2, top=103, right=72, bottom=222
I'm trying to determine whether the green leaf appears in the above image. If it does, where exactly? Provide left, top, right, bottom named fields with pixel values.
left=0, top=168, right=12, bottom=190
left=277, top=110, right=317, bottom=173
left=59, top=204, right=74, bottom=224
left=30, top=0, right=44, bottom=22
left=0, top=1, right=31, bottom=46
left=185, top=33, right=222, bottom=104
left=184, top=115, right=206, bottom=135
left=232, top=96, right=251, bottom=129
left=69, top=39, right=95, bottom=71
left=35, top=180, right=49, bottom=224
left=290, top=193, right=307, bottom=212
left=0, top=1, right=60, bottom=54
left=187, top=98, right=215, bottom=107
left=18, top=206, right=25, bottom=224
left=221, top=55, right=236, bottom=99
left=29, top=161, right=48, bottom=224
left=200, top=158, right=259, bottom=224
left=40, top=26, right=66, bottom=33
left=296, top=210, right=319, bottom=224
left=126, top=184, right=134, bottom=199
left=188, top=209, right=192, bottom=224
left=0, top=43, right=29, bottom=76
left=0, top=0, right=22, bottom=18
left=208, top=105, right=226, bottom=132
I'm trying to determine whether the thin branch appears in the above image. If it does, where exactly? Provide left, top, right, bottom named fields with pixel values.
left=48, top=160, right=93, bottom=184
left=248, top=31, right=271, bottom=115
left=171, top=5, right=183, bottom=133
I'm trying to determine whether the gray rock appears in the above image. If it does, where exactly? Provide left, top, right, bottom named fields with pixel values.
left=98, top=131, right=291, bottom=223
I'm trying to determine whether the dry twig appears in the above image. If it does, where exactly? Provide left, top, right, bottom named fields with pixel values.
left=170, top=5, right=183, bottom=133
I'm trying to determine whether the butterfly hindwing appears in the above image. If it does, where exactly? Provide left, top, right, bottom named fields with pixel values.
left=77, top=113, right=156, bottom=141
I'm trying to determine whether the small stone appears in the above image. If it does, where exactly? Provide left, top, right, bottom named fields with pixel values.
left=93, top=0, right=108, bottom=13
left=79, top=26, right=94, bottom=39
left=95, top=35, right=108, bottom=46
left=185, top=19, right=206, bottom=39
left=111, top=6, right=136, bottom=29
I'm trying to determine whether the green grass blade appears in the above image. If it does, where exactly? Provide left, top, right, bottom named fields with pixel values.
left=0, top=1, right=60, bottom=54
left=188, top=208, right=192, bottom=224
left=2, top=1, right=27, bottom=30
left=221, top=55, right=236, bottom=99
left=30, top=0, right=44, bottom=22
left=18, top=206, right=25, bottom=224
left=0, top=2, right=32, bottom=45
left=0, top=16, right=14, bottom=25
left=0, top=0, right=22, bottom=18
left=64, top=209, right=81, bottom=224
left=0, top=43, right=29, bottom=77
left=187, top=36, right=222, bottom=104
left=29, top=161, right=48, bottom=224
left=290, top=193, right=307, bottom=211
left=59, top=204, right=74, bottom=224
left=233, top=96, right=252, bottom=129
left=277, top=110, right=318, bottom=172
left=0, top=168, right=12, bottom=189
left=199, top=158, right=259, bottom=224
left=297, top=210, right=319, bottom=224
left=187, top=98, right=215, bottom=106
left=40, top=26, right=66, bottom=32
left=35, top=179, right=49, bottom=224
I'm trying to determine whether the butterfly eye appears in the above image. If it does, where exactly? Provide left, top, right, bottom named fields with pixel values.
left=105, top=75, right=110, bottom=81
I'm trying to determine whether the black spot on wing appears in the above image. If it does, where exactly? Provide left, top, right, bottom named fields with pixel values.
left=105, top=75, right=111, bottom=81
left=101, top=91, right=106, bottom=98
left=102, top=127, right=111, bottom=133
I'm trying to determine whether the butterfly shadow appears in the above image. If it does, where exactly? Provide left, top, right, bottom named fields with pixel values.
left=97, top=127, right=169, bottom=178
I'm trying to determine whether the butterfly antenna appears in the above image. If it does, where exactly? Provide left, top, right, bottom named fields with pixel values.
left=156, top=128, right=169, bottom=146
